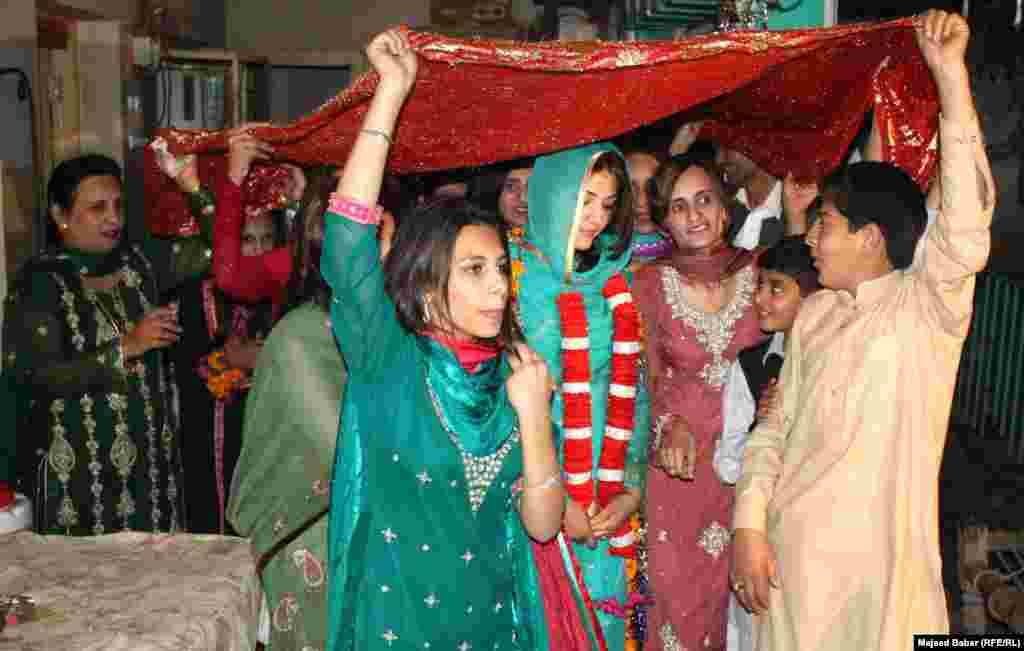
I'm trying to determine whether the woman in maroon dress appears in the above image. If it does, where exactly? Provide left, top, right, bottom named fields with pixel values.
left=633, top=153, right=764, bottom=651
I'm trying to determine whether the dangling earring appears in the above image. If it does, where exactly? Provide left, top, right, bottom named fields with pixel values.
left=59, top=222, right=69, bottom=231
left=422, top=295, right=432, bottom=324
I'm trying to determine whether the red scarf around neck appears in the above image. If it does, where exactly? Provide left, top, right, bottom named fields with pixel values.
left=667, top=242, right=755, bottom=286
left=425, top=331, right=500, bottom=373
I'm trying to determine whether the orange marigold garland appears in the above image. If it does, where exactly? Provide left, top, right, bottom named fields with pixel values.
left=198, top=351, right=249, bottom=402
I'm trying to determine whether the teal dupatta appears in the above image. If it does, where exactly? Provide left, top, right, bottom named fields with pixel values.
left=417, top=336, right=517, bottom=456
left=509, top=143, right=651, bottom=651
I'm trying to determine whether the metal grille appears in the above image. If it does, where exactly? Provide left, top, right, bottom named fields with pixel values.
left=951, top=272, right=1024, bottom=463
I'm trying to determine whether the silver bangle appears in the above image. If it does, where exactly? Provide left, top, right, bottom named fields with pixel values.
left=361, top=128, right=393, bottom=146
left=522, top=473, right=562, bottom=492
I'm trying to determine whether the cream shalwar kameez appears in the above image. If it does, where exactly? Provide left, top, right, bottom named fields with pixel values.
left=733, top=112, right=995, bottom=651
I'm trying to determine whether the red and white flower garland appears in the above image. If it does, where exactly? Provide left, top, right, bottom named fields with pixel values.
left=557, top=272, right=640, bottom=558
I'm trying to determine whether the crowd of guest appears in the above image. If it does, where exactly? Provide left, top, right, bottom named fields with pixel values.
left=0, top=8, right=994, bottom=651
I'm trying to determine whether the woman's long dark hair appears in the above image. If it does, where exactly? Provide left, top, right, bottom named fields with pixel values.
left=282, top=168, right=337, bottom=315
left=283, top=171, right=417, bottom=317
left=383, top=197, right=523, bottom=349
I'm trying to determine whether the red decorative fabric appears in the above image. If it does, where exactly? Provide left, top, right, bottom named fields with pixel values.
left=240, top=165, right=294, bottom=221
left=530, top=537, right=600, bottom=651
left=144, top=145, right=223, bottom=237
left=144, top=18, right=938, bottom=235
left=142, top=145, right=293, bottom=237
left=0, top=481, right=14, bottom=510
left=213, top=177, right=293, bottom=304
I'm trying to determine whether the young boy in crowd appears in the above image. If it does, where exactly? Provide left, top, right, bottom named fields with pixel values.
left=714, top=236, right=821, bottom=651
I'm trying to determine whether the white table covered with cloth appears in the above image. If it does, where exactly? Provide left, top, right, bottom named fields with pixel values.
left=0, top=530, right=261, bottom=650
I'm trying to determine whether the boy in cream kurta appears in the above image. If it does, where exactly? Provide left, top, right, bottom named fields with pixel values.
left=730, top=10, right=996, bottom=651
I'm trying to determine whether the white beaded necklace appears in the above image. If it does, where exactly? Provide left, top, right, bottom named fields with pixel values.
left=425, top=376, right=519, bottom=514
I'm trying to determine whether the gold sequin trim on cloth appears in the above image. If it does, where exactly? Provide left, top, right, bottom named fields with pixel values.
left=138, top=367, right=163, bottom=531
left=47, top=400, right=79, bottom=530
left=660, top=622, right=684, bottom=651
left=659, top=266, right=754, bottom=389
left=108, top=392, right=138, bottom=528
left=697, top=521, right=731, bottom=560
left=135, top=246, right=179, bottom=531
left=82, top=394, right=105, bottom=535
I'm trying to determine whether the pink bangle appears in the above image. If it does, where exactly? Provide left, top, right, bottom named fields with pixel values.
left=327, top=193, right=383, bottom=225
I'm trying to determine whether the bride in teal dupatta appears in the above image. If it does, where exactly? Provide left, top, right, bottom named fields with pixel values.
left=322, top=30, right=565, bottom=651
left=509, top=143, right=651, bottom=651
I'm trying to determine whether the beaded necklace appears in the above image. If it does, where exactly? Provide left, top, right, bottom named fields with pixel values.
left=425, top=375, right=520, bottom=514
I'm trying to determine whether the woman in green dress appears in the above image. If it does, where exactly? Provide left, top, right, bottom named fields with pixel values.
left=226, top=165, right=344, bottom=651
left=324, top=30, right=565, bottom=651
left=1, top=153, right=212, bottom=535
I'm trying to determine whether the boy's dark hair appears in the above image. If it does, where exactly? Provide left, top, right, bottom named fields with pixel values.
left=821, top=161, right=926, bottom=271
left=759, top=236, right=821, bottom=296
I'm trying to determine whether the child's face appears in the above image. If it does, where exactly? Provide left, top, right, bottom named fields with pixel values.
left=754, top=269, right=803, bottom=333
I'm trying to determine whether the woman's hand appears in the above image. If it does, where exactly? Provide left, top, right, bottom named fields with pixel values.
left=589, top=489, right=641, bottom=539
left=564, top=499, right=596, bottom=548
left=506, top=343, right=553, bottom=428
left=366, top=29, right=418, bottom=97
left=669, top=121, right=703, bottom=157
left=123, top=306, right=181, bottom=359
left=154, top=146, right=200, bottom=194
left=915, top=9, right=969, bottom=80
left=223, top=335, right=264, bottom=371
left=227, top=122, right=275, bottom=186
left=656, top=417, right=697, bottom=480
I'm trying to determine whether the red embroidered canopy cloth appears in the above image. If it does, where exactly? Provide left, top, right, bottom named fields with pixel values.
left=145, top=17, right=939, bottom=236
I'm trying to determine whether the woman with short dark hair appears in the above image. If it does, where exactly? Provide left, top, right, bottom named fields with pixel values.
left=1, top=152, right=212, bottom=534
left=322, top=30, right=564, bottom=650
